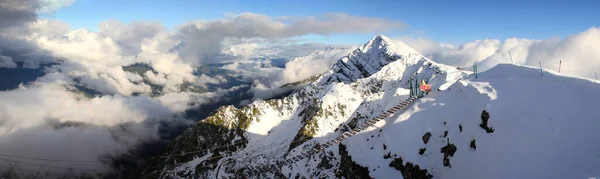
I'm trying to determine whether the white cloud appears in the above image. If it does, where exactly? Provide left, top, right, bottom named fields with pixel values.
left=145, top=71, right=168, bottom=86
left=399, top=37, right=505, bottom=68
left=521, top=27, right=600, bottom=79
left=99, top=20, right=167, bottom=55
left=221, top=59, right=283, bottom=85
left=281, top=46, right=356, bottom=84
left=176, top=12, right=403, bottom=64
left=28, top=19, right=70, bottom=38
left=38, top=0, right=76, bottom=13
left=157, top=92, right=211, bottom=113
left=0, top=7, right=404, bottom=173
left=0, top=0, right=38, bottom=30
left=222, top=42, right=260, bottom=58
left=26, top=20, right=196, bottom=96
left=9, top=12, right=399, bottom=96
left=0, top=81, right=168, bottom=170
left=225, top=46, right=356, bottom=100
left=400, top=27, right=600, bottom=79
left=0, top=75, right=228, bottom=172
left=0, top=55, right=18, bottom=68
left=0, top=35, right=56, bottom=69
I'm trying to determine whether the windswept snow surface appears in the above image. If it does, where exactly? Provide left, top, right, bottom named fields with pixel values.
left=344, top=64, right=600, bottom=179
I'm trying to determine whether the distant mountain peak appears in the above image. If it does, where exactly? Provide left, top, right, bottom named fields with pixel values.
left=325, top=34, right=427, bottom=84
left=359, top=34, right=420, bottom=56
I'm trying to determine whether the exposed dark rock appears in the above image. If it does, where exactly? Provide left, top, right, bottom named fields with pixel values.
left=440, top=139, right=457, bottom=168
left=140, top=118, right=248, bottom=178
left=288, top=100, right=322, bottom=152
left=459, top=124, right=462, bottom=132
left=337, top=144, right=372, bottom=179
left=418, top=148, right=426, bottom=155
left=470, top=139, right=477, bottom=150
left=479, top=110, right=495, bottom=133
left=422, top=132, right=432, bottom=144
left=389, top=157, right=433, bottom=179
left=383, top=144, right=387, bottom=150
left=443, top=131, right=448, bottom=137
left=383, top=152, right=392, bottom=159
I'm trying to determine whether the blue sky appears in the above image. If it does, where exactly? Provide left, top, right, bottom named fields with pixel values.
left=42, top=0, right=599, bottom=45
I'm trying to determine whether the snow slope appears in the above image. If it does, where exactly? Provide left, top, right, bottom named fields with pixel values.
left=343, top=63, right=600, bottom=179
left=144, top=35, right=600, bottom=179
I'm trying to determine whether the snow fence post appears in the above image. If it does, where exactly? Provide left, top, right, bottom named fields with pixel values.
left=538, top=61, right=543, bottom=76
left=425, top=79, right=429, bottom=95
left=412, top=77, right=419, bottom=97
left=418, top=79, right=421, bottom=97
left=559, top=60, right=562, bottom=73
left=415, top=77, right=420, bottom=98
left=417, top=79, right=420, bottom=98
left=413, top=78, right=419, bottom=97
left=409, top=78, right=413, bottom=97
left=417, top=79, right=423, bottom=98
left=473, top=65, right=478, bottom=78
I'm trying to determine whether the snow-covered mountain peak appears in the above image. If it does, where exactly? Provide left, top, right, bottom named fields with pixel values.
left=323, top=35, right=466, bottom=88
left=359, top=34, right=420, bottom=56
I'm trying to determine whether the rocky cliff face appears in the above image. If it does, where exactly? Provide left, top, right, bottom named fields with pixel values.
left=141, top=35, right=468, bottom=178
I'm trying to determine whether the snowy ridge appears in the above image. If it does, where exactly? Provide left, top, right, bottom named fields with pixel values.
left=340, top=63, right=600, bottom=179
left=144, top=35, right=599, bottom=179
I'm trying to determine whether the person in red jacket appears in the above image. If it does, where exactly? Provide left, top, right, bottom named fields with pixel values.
left=420, top=80, right=431, bottom=93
